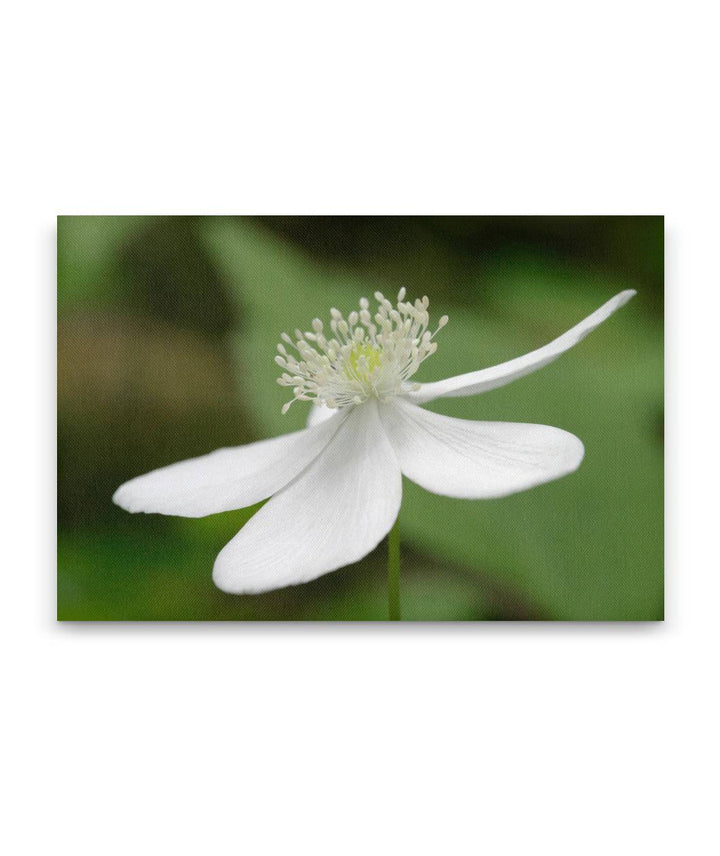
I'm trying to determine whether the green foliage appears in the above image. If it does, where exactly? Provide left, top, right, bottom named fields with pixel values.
left=57, top=215, right=146, bottom=306
left=58, top=512, right=497, bottom=621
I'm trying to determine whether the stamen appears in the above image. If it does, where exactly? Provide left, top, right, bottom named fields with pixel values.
left=275, top=292, right=449, bottom=412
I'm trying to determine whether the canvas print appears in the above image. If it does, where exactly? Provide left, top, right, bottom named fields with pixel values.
left=57, top=216, right=663, bottom=620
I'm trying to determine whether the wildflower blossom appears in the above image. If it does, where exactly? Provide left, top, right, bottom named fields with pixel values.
left=114, top=289, right=635, bottom=594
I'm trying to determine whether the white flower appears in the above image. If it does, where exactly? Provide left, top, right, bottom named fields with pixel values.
left=113, top=289, right=635, bottom=594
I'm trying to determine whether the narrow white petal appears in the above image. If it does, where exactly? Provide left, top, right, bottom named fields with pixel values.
left=213, top=401, right=401, bottom=594
left=306, top=401, right=338, bottom=427
left=380, top=398, right=584, bottom=499
left=406, top=290, right=636, bottom=404
left=113, top=411, right=346, bottom=517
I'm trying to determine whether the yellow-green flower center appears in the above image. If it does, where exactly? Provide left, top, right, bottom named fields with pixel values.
left=345, top=341, right=382, bottom=382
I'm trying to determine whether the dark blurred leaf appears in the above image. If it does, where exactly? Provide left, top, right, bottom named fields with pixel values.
left=57, top=215, right=147, bottom=306
left=118, top=216, right=238, bottom=338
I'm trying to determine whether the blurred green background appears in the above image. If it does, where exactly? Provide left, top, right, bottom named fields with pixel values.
left=57, top=215, right=663, bottom=621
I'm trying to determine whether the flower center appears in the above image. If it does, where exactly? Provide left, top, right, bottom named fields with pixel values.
left=275, top=289, right=448, bottom=414
left=346, top=341, right=382, bottom=382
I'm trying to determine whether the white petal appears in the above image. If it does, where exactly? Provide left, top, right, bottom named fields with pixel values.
left=213, top=401, right=401, bottom=594
left=113, top=411, right=346, bottom=517
left=406, top=290, right=636, bottom=404
left=306, top=400, right=338, bottom=427
left=379, top=398, right=584, bottom=499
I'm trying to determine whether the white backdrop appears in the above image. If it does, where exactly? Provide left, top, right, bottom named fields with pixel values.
left=3, top=1, right=716, bottom=854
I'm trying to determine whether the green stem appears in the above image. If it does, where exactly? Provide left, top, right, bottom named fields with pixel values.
left=387, top=516, right=401, bottom=621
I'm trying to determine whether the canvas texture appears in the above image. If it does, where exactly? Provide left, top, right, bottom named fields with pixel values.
left=57, top=215, right=664, bottom=621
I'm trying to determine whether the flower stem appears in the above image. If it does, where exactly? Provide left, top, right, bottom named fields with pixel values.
left=387, top=516, right=401, bottom=621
